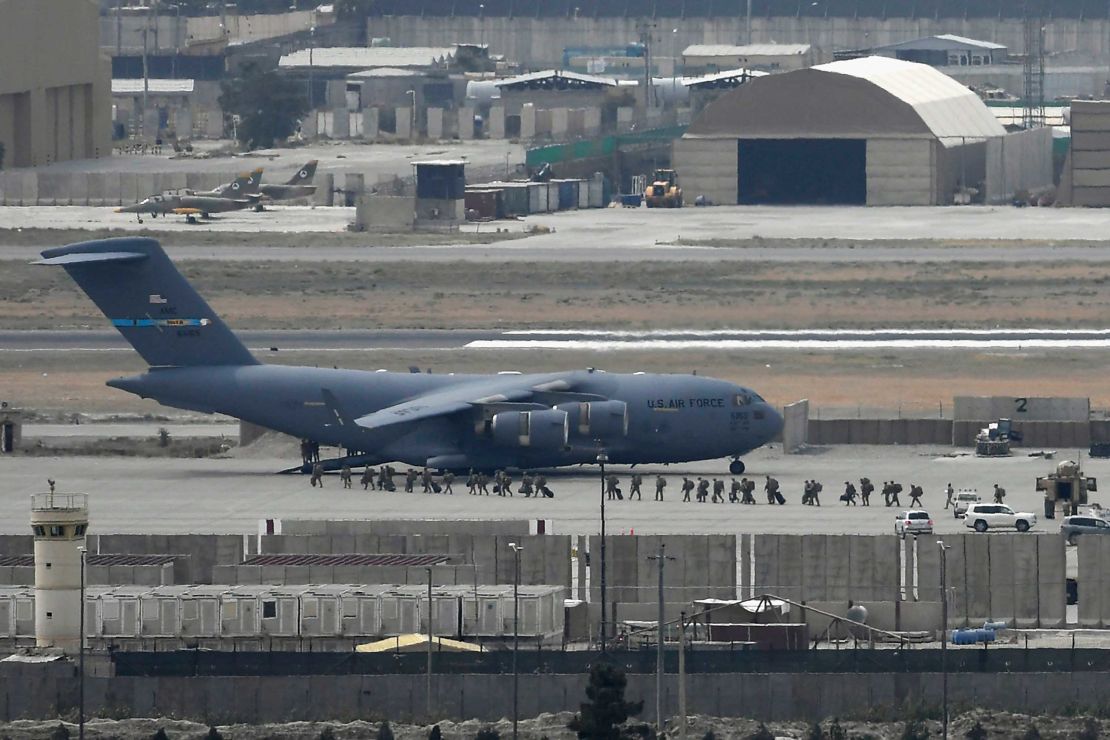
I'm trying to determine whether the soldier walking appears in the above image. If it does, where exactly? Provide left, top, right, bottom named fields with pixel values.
left=889, top=481, right=902, bottom=507
left=842, top=481, right=857, bottom=506
left=377, top=465, right=389, bottom=490
left=361, top=466, right=375, bottom=491
left=340, top=464, right=353, bottom=489
left=681, top=476, right=694, bottom=502
left=655, top=475, right=667, bottom=501
left=519, top=472, right=535, bottom=497
left=740, top=477, right=756, bottom=504
left=802, top=480, right=813, bottom=506
left=404, top=468, right=417, bottom=493
left=535, top=474, right=551, bottom=498
left=712, top=478, right=725, bottom=503
left=810, top=480, right=822, bottom=506
left=421, top=467, right=433, bottom=493
left=467, top=469, right=478, bottom=495
left=629, top=473, right=643, bottom=501
left=729, top=478, right=741, bottom=503
left=606, top=474, right=621, bottom=500
left=944, top=482, right=955, bottom=509
left=442, top=471, right=454, bottom=495
left=909, top=484, right=924, bottom=507
left=478, top=472, right=490, bottom=495
left=696, top=477, right=710, bottom=503
left=860, top=477, right=873, bottom=507
left=310, top=461, right=324, bottom=488
left=993, top=484, right=1006, bottom=504
left=765, top=476, right=781, bottom=504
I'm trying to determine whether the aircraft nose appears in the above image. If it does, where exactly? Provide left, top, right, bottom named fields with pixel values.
left=763, top=404, right=784, bottom=442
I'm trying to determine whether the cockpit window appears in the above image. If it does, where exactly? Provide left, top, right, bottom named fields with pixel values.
left=734, top=394, right=752, bottom=407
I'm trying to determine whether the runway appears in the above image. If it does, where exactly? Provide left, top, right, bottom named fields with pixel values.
left=7, top=328, right=1110, bottom=353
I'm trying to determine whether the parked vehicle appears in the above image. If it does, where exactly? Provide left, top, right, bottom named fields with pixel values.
left=1060, top=515, right=1110, bottom=545
left=895, top=510, right=934, bottom=538
left=963, top=503, right=1037, bottom=533
left=952, top=490, right=981, bottom=518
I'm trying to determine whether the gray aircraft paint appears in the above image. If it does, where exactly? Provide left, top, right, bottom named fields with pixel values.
left=38, top=237, right=782, bottom=471
left=259, top=160, right=318, bottom=202
left=116, top=171, right=261, bottom=219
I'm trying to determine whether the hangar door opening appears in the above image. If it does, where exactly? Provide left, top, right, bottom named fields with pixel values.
left=738, top=139, right=866, bottom=205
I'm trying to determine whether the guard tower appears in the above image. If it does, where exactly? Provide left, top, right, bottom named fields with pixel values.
left=31, top=492, right=88, bottom=651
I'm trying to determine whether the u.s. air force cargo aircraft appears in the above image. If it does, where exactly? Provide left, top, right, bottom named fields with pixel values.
left=39, top=238, right=783, bottom=474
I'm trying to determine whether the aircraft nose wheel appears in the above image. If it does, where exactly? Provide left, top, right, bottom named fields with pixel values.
left=729, top=459, right=745, bottom=475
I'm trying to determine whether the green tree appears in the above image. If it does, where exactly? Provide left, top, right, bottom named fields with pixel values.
left=219, top=62, right=309, bottom=150
left=1079, top=718, right=1102, bottom=740
left=429, top=725, right=443, bottom=740
left=475, top=728, right=500, bottom=740
left=826, top=718, right=848, bottom=740
left=567, top=662, right=644, bottom=740
left=207, top=728, right=224, bottom=740
left=806, top=722, right=825, bottom=740
left=900, top=718, right=929, bottom=740
left=1021, top=724, right=1042, bottom=740
left=377, top=721, right=395, bottom=740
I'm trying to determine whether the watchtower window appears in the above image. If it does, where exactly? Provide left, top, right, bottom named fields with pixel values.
left=262, top=601, right=277, bottom=619
left=32, top=526, right=45, bottom=537
left=48, top=525, right=64, bottom=537
left=74, top=524, right=87, bottom=536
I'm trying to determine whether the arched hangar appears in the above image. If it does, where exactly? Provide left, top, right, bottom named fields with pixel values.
left=674, top=56, right=1050, bottom=206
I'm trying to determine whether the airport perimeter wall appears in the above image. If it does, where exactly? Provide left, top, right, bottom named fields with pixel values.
left=806, top=418, right=1110, bottom=447
left=12, top=658, right=1110, bottom=723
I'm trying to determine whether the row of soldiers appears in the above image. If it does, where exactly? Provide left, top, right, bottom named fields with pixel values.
left=307, top=461, right=1009, bottom=509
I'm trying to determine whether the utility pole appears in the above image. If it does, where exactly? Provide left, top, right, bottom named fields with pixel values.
left=938, top=540, right=951, bottom=740
left=142, top=2, right=151, bottom=140
left=647, top=543, right=675, bottom=735
left=678, top=610, right=687, bottom=740
left=596, top=450, right=608, bottom=651
left=78, top=546, right=86, bottom=740
left=426, top=566, right=434, bottom=721
left=510, top=543, right=523, bottom=740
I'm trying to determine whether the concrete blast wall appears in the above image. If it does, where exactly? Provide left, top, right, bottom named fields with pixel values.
left=953, top=396, right=1089, bottom=422
left=781, top=399, right=808, bottom=454
left=13, top=662, right=1110, bottom=724
left=672, top=137, right=736, bottom=206
left=984, top=127, right=1054, bottom=204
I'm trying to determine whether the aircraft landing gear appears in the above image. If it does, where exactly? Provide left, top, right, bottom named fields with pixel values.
left=729, top=459, right=745, bottom=475
left=186, top=214, right=198, bottom=225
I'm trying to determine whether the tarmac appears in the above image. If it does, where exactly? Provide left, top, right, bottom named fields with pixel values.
left=0, top=444, right=1097, bottom=537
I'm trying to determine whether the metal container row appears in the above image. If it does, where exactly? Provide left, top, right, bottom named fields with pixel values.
left=465, top=177, right=604, bottom=217
left=0, top=584, right=565, bottom=641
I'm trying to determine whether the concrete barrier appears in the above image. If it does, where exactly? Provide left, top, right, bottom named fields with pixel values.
left=781, top=399, right=808, bottom=453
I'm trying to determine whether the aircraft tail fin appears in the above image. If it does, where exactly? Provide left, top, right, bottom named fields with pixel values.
left=37, top=237, right=259, bottom=368
left=286, top=160, right=318, bottom=185
left=218, top=168, right=263, bottom=198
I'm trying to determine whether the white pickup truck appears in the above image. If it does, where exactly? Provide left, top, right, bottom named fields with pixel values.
left=963, top=503, right=1037, bottom=533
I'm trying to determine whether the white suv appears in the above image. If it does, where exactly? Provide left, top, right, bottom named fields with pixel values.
left=952, top=490, right=981, bottom=518
left=963, top=503, right=1037, bottom=533
left=895, top=510, right=934, bottom=538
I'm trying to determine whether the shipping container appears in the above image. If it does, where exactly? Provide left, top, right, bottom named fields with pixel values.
left=464, top=189, right=503, bottom=220
left=553, top=179, right=580, bottom=210
left=526, top=182, right=549, bottom=213
left=180, top=585, right=225, bottom=638
left=498, top=183, right=531, bottom=216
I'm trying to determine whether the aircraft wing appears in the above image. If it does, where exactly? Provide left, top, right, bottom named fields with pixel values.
left=353, top=382, right=536, bottom=432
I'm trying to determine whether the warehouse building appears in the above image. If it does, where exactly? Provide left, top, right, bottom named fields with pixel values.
left=0, top=0, right=112, bottom=168
left=674, top=56, right=1052, bottom=206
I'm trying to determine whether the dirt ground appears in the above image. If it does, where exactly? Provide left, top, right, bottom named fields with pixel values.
left=6, top=255, right=1110, bottom=332
left=0, top=710, right=1104, bottom=739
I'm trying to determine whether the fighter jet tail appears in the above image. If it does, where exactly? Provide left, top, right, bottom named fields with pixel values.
left=217, top=168, right=263, bottom=199
left=286, top=160, right=318, bottom=185
left=37, top=237, right=259, bottom=368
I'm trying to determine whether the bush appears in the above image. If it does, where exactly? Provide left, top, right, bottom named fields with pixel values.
left=49, top=726, right=69, bottom=740
left=827, top=718, right=847, bottom=740
left=567, top=662, right=643, bottom=740
left=703, top=732, right=717, bottom=740
left=319, top=728, right=337, bottom=740
left=207, top=728, right=224, bottom=740
left=900, top=718, right=929, bottom=740
left=475, top=728, right=501, bottom=740
left=746, top=724, right=774, bottom=740
left=429, top=725, right=443, bottom=740
left=965, top=720, right=987, bottom=740
left=378, top=721, right=395, bottom=740
left=1022, top=724, right=1042, bottom=740
left=1079, top=718, right=1102, bottom=740
left=806, top=722, right=825, bottom=740
left=151, top=730, right=169, bottom=740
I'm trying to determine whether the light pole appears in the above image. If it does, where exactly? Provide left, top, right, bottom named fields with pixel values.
left=308, top=25, right=317, bottom=109
left=509, top=542, right=523, bottom=740
left=426, top=565, right=434, bottom=720
left=647, top=543, right=674, bottom=734
left=405, top=89, right=417, bottom=139
left=168, top=4, right=181, bottom=79
left=596, top=450, right=608, bottom=651
left=938, top=540, right=951, bottom=740
left=77, top=545, right=86, bottom=740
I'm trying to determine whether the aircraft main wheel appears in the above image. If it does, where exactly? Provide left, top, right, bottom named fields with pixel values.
left=729, top=460, right=745, bottom=475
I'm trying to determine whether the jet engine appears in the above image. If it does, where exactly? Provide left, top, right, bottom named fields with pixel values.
left=556, top=400, right=629, bottom=439
left=491, top=409, right=569, bottom=449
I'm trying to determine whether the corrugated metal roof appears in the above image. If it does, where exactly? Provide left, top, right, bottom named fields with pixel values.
left=0, top=554, right=177, bottom=567
left=279, top=46, right=454, bottom=69
left=683, top=67, right=770, bottom=88
left=935, top=34, right=1007, bottom=50
left=813, top=56, right=1006, bottom=142
left=243, top=553, right=450, bottom=566
left=494, top=69, right=617, bottom=89
left=347, top=67, right=422, bottom=79
left=111, top=79, right=195, bottom=95
left=683, top=43, right=811, bottom=57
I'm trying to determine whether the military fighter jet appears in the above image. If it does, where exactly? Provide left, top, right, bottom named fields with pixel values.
left=38, top=237, right=783, bottom=474
left=257, top=160, right=318, bottom=205
left=115, top=169, right=262, bottom=224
